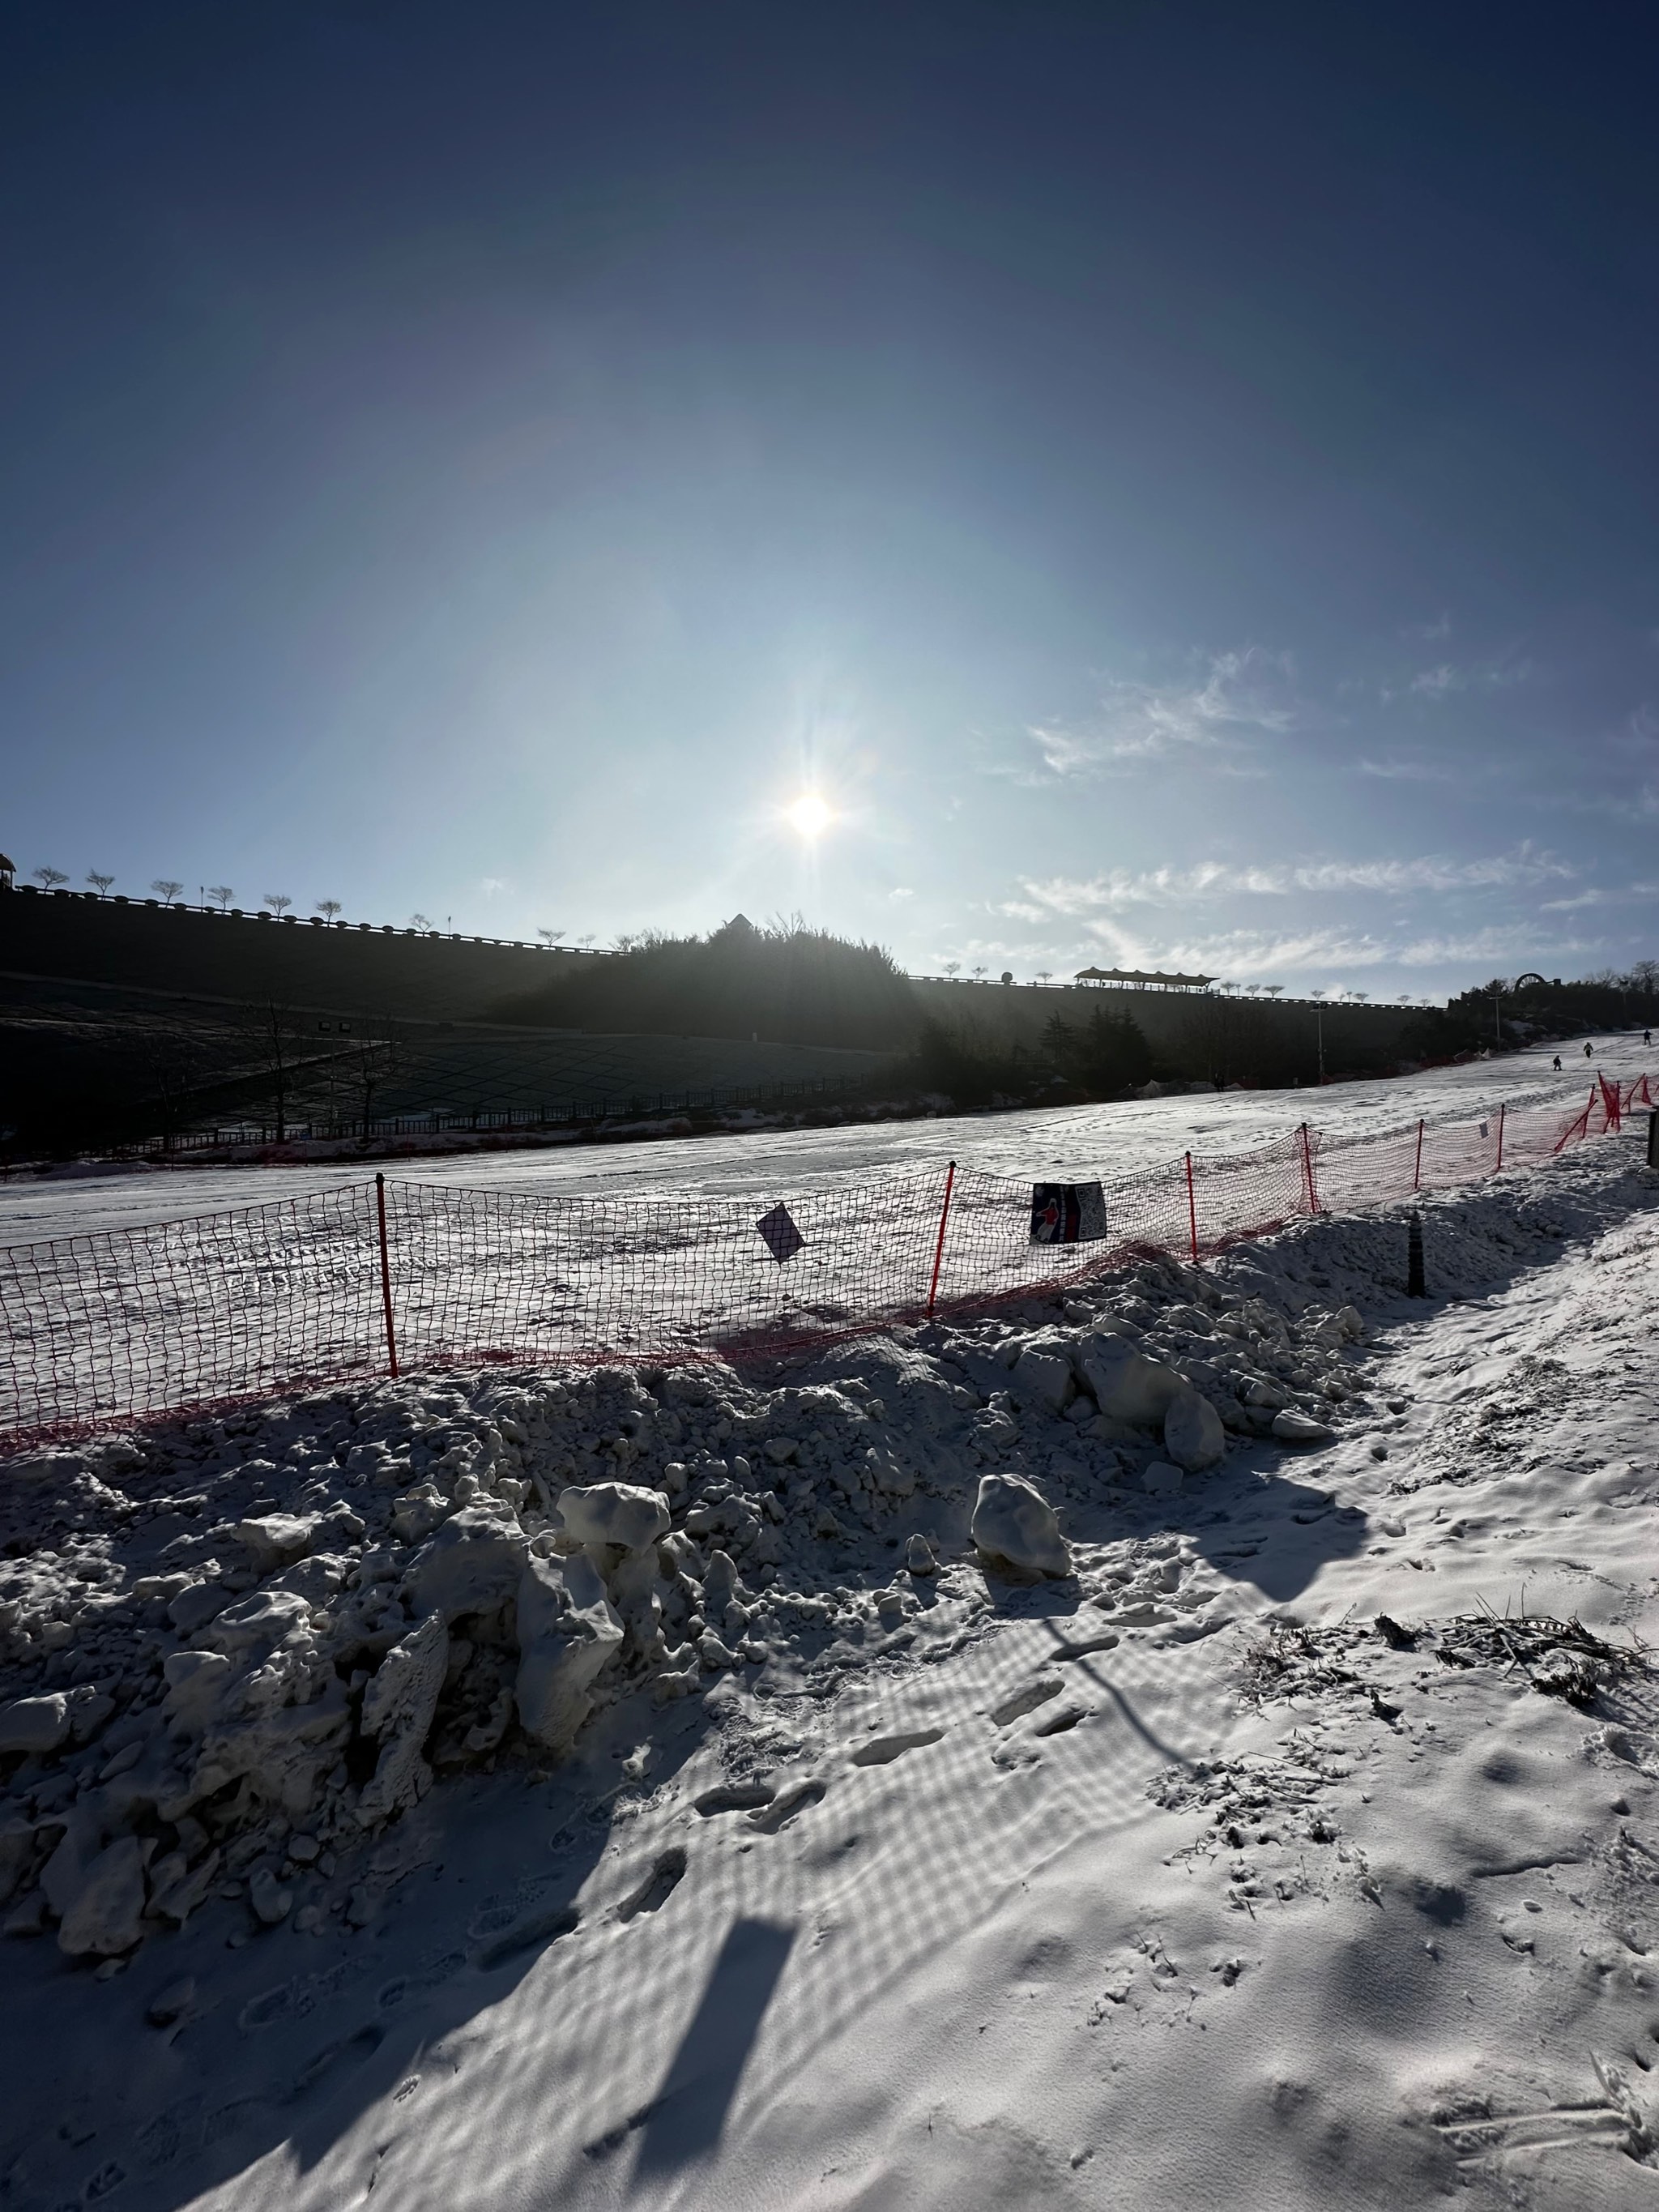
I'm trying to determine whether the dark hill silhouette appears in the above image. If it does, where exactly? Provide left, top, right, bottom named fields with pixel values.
left=488, top=916, right=922, bottom=1053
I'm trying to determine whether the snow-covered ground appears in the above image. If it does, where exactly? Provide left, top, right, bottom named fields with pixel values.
left=6, top=1121, right=1659, bottom=2207
left=0, top=1031, right=1640, bottom=1246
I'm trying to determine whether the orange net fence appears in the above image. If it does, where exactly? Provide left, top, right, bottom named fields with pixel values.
left=1, top=1076, right=1643, bottom=1451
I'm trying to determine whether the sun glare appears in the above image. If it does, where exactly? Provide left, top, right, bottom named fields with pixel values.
left=786, top=792, right=834, bottom=839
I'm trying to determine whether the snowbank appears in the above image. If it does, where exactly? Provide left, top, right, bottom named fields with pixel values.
left=4, top=1134, right=1659, bottom=2208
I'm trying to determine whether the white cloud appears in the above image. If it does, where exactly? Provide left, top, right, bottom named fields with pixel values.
left=1054, top=919, right=1604, bottom=981
left=480, top=877, right=506, bottom=895
left=1001, top=846, right=1572, bottom=918
left=1408, top=664, right=1462, bottom=698
left=888, top=886, right=915, bottom=901
left=1022, top=647, right=1299, bottom=779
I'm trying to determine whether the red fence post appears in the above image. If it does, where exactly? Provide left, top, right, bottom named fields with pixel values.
left=1299, top=1122, right=1319, bottom=1214
left=375, top=1172, right=400, bottom=1378
left=925, top=1159, right=957, bottom=1320
left=1184, top=1151, right=1199, bottom=1262
left=1413, top=1117, right=1425, bottom=1191
left=1495, top=1103, right=1505, bottom=1170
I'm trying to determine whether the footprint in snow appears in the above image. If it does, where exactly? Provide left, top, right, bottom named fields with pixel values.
left=990, top=1677, right=1064, bottom=1728
left=746, top=1779, right=828, bottom=1833
left=616, top=1848, right=687, bottom=1922
left=848, top=1727, right=945, bottom=1767
left=694, top=1780, right=776, bottom=1816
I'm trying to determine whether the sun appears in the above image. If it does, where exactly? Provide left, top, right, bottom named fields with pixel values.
left=785, top=792, right=834, bottom=839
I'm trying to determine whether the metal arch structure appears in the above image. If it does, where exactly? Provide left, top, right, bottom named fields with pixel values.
left=1512, top=971, right=1550, bottom=993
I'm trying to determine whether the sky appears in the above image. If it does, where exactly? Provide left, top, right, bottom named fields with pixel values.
left=4, top=0, right=1659, bottom=1004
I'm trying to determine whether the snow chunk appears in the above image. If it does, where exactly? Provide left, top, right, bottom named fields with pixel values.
left=357, top=1613, right=449, bottom=1827
left=556, top=1481, right=670, bottom=1559
left=514, top=1552, right=624, bottom=1756
left=403, top=1505, right=529, bottom=1623
left=1163, top=1389, right=1226, bottom=1472
left=970, top=1473, right=1070, bottom=1578
left=1272, top=1410, right=1337, bottom=1445
left=232, top=1514, right=317, bottom=1573
left=1143, top=1461, right=1185, bottom=1498
left=1077, top=1336, right=1186, bottom=1430
left=1011, top=1345, right=1075, bottom=1414
left=58, top=1837, right=151, bottom=1958
left=161, top=1650, right=234, bottom=1736
left=905, top=1534, right=937, bottom=1575
left=0, top=1693, right=70, bottom=1757
left=202, top=1589, right=312, bottom=1653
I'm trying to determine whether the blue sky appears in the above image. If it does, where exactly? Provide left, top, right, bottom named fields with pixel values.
left=5, top=2, right=1658, bottom=1001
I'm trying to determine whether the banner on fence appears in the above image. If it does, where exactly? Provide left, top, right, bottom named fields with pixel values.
left=1030, top=1181, right=1108, bottom=1245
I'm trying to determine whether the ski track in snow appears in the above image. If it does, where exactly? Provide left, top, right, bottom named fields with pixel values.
left=4, top=1037, right=1659, bottom=2208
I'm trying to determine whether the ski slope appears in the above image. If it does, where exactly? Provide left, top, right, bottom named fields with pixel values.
left=0, top=1031, right=1640, bottom=1248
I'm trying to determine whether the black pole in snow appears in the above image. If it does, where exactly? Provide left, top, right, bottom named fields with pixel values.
left=1407, top=1211, right=1426, bottom=1299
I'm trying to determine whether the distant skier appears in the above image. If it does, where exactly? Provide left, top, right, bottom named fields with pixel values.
left=1552, top=1054, right=1562, bottom=1070
left=1646, top=1028, right=1652, bottom=1047
left=1584, top=1040, right=1594, bottom=1059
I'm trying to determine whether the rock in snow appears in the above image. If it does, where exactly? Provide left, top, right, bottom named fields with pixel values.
left=970, top=1473, right=1071, bottom=1577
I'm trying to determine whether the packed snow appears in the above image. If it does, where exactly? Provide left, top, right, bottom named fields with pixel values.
left=5, top=1109, right=1659, bottom=2206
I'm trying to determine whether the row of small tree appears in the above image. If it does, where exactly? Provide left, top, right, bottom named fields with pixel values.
left=22, top=864, right=612, bottom=947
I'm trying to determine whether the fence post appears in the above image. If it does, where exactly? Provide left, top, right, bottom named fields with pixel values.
left=374, top=1172, right=399, bottom=1378
left=1495, top=1103, right=1505, bottom=1170
left=926, top=1160, right=957, bottom=1320
left=1184, top=1151, right=1199, bottom=1262
left=1413, top=1117, right=1424, bottom=1191
left=1299, top=1122, right=1319, bottom=1214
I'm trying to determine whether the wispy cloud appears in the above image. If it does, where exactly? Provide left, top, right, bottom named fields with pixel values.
left=1357, top=756, right=1461, bottom=782
left=1034, top=918, right=1605, bottom=981
left=1021, top=647, right=1299, bottom=779
left=1000, top=845, right=1572, bottom=918
left=1540, top=880, right=1659, bottom=913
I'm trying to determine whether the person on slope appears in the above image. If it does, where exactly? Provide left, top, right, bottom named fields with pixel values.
left=1553, top=1054, right=1562, bottom=1070
left=1584, top=1040, right=1595, bottom=1058
left=1645, top=1028, right=1652, bottom=1047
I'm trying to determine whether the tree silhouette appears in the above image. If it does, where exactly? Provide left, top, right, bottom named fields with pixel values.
left=576, top=931, right=596, bottom=947
left=86, top=871, right=114, bottom=895
left=315, top=899, right=343, bottom=922
left=262, top=892, right=292, bottom=917
left=537, top=926, right=567, bottom=946
left=408, top=912, right=433, bottom=931
left=207, top=886, right=234, bottom=912
left=1263, top=984, right=1283, bottom=998
left=34, top=865, right=68, bottom=889
left=942, top=960, right=961, bottom=978
left=1035, top=969, right=1053, bottom=984
left=151, top=878, right=183, bottom=904
left=970, top=963, right=987, bottom=979
left=1352, top=989, right=1369, bottom=1003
